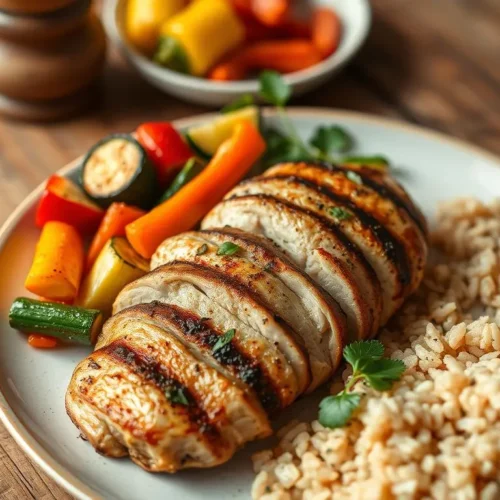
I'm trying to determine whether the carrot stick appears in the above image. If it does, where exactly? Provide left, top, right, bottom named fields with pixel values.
left=312, top=7, right=342, bottom=58
left=209, top=39, right=322, bottom=80
left=28, top=334, right=58, bottom=349
left=86, top=202, right=145, bottom=270
left=25, top=221, right=84, bottom=302
left=251, top=0, right=289, bottom=26
left=126, top=121, right=266, bottom=258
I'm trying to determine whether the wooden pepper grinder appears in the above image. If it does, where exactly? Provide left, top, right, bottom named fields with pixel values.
left=0, top=0, right=106, bottom=120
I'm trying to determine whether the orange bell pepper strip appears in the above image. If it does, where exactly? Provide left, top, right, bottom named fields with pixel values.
left=126, top=121, right=266, bottom=258
left=28, top=334, right=58, bottom=349
left=312, top=7, right=342, bottom=58
left=209, top=39, right=322, bottom=80
left=25, top=221, right=84, bottom=302
left=86, top=202, right=145, bottom=270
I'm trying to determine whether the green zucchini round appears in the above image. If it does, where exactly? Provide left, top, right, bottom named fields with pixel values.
left=80, top=134, right=156, bottom=209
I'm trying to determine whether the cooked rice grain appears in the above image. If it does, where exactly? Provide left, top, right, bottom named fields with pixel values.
left=252, top=198, right=500, bottom=500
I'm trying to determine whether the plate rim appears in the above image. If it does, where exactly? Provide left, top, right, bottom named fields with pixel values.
left=1, top=107, right=500, bottom=500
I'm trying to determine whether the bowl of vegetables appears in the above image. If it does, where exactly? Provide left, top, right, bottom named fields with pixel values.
left=102, top=0, right=372, bottom=106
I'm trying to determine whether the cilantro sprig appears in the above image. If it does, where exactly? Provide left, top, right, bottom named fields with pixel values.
left=255, top=71, right=389, bottom=169
left=318, top=340, right=405, bottom=429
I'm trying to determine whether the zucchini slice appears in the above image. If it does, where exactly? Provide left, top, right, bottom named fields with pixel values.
left=9, top=297, right=103, bottom=346
left=81, top=134, right=156, bottom=209
left=77, top=237, right=149, bottom=314
left=185, top=105, right=260, bottom=158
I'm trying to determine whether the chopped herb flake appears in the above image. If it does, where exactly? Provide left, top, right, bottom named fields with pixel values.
left=196, top=244, right=208, bottom=255
left=213, top=329, right=236, bottom=352
left=217, top=242, right=240, bottom=256
left=346, top=171, right=363, bottom=185
left=166, top=386, right=189, bottom=406
left=329, top=207, right=352, bottom=220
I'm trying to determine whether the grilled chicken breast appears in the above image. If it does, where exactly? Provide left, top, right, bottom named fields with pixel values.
left=67, top=161, right=427, bottom=472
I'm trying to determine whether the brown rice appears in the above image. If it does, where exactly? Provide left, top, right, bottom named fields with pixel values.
left=251, top=198, right=500, bottom=500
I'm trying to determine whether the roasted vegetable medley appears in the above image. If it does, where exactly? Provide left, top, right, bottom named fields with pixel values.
left=125, top=0, right=343, bottom=80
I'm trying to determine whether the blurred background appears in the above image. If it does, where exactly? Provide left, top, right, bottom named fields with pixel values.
left=0, top=0, right=499, bottom=495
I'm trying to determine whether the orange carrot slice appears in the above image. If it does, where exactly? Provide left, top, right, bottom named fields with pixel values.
left=312, top=7, right=342, bottom=58
left=28, top=334, right=58, bottom=349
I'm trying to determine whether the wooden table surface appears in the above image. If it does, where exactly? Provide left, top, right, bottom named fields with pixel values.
left=1, top=0, right=500, bottom=497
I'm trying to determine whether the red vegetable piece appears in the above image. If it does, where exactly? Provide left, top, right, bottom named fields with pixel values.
left=136, top=122, right=193, bottom=187
left=35, top=175, right=104, bottom=234
left=28, top=334, right=58, bottom=349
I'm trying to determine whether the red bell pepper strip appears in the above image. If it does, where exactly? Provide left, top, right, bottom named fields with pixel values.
left=136, top=122, right=193, bottom=187
left=35, top=175, right=104, bottom=234
left=86, top=202, right=145, bottom=271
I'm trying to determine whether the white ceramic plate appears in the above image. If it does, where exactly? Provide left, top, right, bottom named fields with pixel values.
left=102, top=0, right=372, bottom=106
left=1, top=109, right=500, bottom=500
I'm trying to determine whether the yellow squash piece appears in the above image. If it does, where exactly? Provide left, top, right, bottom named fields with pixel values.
left=77, top=237, right=149, bottom=314
left=25, top=221, right=84, bottom=302
left=158, top=0, right=245, bottom=76
left=126, top=0, right=185, bottom=55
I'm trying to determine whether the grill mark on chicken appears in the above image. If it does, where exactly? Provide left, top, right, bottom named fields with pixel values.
left=304, top=161, right=427, bottom=235
left=163, top=260, right=313, bottom=388
left=225, top=193, right=381, bottom=292
left=102, top=339, right=219, bottom=442
left=260, top=174, right=412, bottom=290
left=140, top=301, right=281, bottom=414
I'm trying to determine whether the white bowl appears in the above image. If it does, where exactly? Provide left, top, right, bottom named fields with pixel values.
left=102, top=0, right=372, bottom=106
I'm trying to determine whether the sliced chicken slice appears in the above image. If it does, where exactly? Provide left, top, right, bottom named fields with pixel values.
left=228, top=176, right=411, bottom=325
left=264, top=162, right=427, bottom=298
left=98, top=302, right=282, bottom=415
left=114, top=263, right=308, bottom=398
left=151, top=231, right=343, bottom=391
left=202, top=194, right=383, bottom=340
left=67, top=331, right=238, bottom=472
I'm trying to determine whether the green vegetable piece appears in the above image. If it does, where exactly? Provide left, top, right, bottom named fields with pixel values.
left=196, top=243, right=208, bottom=256
left=329, top=207, right=352, bottom=221
left=217, top=242, right=240, bottom=256
left=166, top=386, right=189, bottom=406
left=213, top=329, right=236, bottom=353
left=310, top=125, right=354, bottom=157
left=153, top=36, right=190, bottom=74
left=259, top=71, right=291, bottom=107
left=9, top=297, right=102, bottom=346
left=346, top=171, right=363, bottom=185
left=222, top=94, right=255, bottom=114
left=318, top=393, right=361, bottom=429
left=343, top=155, right=390, bottom=167
left=362, top=359, right=406, bottom=391
left=158, top=157, right=205, bottom=204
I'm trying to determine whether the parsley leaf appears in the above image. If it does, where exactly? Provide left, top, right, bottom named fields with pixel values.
left=196, top=243, right=208, bottom=255
left=319, top=393, right=361, bottom=429
left=262, top=128, right=312, bottom=167
left=213, top=329, right=236, bottom=352
left=318, top=340, right=405, bottom=429
left=362, top=359, right=406, bottom=391
left=217, top=242, right=240, bottom=256
left=329, top=207, right=352, bottom=221
left=343, top=340, right=384, bottom=371
left=166, top=386, right=189, bottom=406
left=259, top=71, right=291, bottom=107
left=310, top=126, right=354, bottom=158
left=346, top=171, right=363, bottom=185
left=222, top=94, right=254, bottom=113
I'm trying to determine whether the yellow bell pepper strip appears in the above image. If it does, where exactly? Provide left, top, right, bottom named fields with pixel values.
left=153, top=0, right=245, bottom=76
left=126, top=120, right=266, bottom=258
left=25, top=221, right=84, bottom=302
left=125, top=0, right=185, bottom=55
left=77, top=237, right=149, bottom=314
